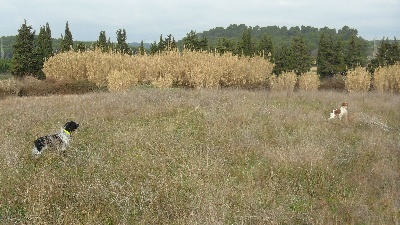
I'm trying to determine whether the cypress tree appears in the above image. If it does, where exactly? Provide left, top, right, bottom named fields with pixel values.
left=116, top=29, right=130, bottom=54
left=34, top=23, right=53, bottom=79
left=60, top=21, right=73, bottom=52
left=139, top=41, right=145, bottom=55
left=11, top=20, right=36, bottom=77
left=96, top=31, right=108, bottom=52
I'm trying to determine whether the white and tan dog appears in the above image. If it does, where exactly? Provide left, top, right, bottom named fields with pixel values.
left=329, top=102, right=348, bottom=121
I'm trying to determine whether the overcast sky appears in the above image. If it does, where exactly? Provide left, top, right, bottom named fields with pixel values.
left=1, top=0, right=399, bottom=42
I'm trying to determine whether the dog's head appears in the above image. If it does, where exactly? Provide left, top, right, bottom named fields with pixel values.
left=341, top=102, right=348, bottom=108
left=64, top=121, right=79, bottom=133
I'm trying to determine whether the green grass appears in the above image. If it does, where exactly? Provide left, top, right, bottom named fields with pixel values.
left=0, top=89, right=399, bottom=224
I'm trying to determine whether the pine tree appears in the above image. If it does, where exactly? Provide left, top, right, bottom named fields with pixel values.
left=317, top=33, right=336, bottom=77
left=345, top=35, right=363, bottom=69
left=273, top=45, right=293, bottom=75
left=291, top=36, right=311, bottom=75
left=216, top=37, right=234, bottom=54
left=60, top=21, right=73, bottom=52
left=11, top=20, right=37, bottom=77
left=333, top=39, right=346, bottom=74
left=183, top=30, right=198, bottom=51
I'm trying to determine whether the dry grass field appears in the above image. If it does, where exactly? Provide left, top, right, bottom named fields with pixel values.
left=0, top=88, right=399, bottom=224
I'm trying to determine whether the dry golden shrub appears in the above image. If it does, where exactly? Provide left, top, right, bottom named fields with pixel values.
left=345, top=66, right=371, bottom=93
left=43, top=49, right=274, bottom=90
left=298, top=71, right=320, bottom=91
left=373, top=63, right=400, bottom=93
left=268, top=71, right=297, bottom=91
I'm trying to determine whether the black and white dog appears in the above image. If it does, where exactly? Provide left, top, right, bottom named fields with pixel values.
left=32, top=121, right=79, bottom=158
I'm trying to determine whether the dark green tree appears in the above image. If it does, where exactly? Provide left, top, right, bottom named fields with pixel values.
left=333, top=38, right=346, bottom=74
left=368, top=37, right=400, bottom=73
left=75, top=42, right=86, bottom=52
left=11, top=20, right=37, bottom=77
left=291, top=36, right=312, bottom=74
left=345, top=35, right=363, bottom=69
left=34, top=23, right=53, bottom=79
left=238, top=28, right=253, bottom=57
left=317, top=33, right=336, bottom=77
left=182, top=30, right=208, bottom=51
left=272, top=45, right=294, bottom=75
left=257, top=34, right=273, bottom=60
left=150, top=41, right=158, bottom=54
left=60, top=21, right=73, bottom=52
left=157, top=34, right=165, bottom=51
left=139, top=41, right=145, bottom=55
left=216, top=37, right=235, bottom=54
left=116, top=29, right=131, bottom=54
left=96, top=31, right=108, bottom=52
left=183, top=30, right=198, bottom=51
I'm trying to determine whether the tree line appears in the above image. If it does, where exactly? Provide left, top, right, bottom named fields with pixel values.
left=2, top=21, right=399, bottom=79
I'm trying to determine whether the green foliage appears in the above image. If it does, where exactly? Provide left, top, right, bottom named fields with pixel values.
left=291, top=36, right=312, bottom=75
left=0, top=58, right=11, bottom=73
left=368, top=38, right=400, bottom=73
left=182, top=30, right=208, bottom=51
left=273, top=45, right=294, bottom=75
left=150, top=34, right=177, bottom=54
left=238, top=28, right=254, bottom=57
left=34, top=23, right=53, bottom=79
left=95, top=31, right=109, bottom=52
left=317, top=33, right=346, bottom=77
left=60, top=21, right=73, bottom=52
left=11, top=20, right=37, bottom=77
left=273, top=36, right=311, bottom=75
left=216, top=37, right=235, bottom=54
left=345, top=35, right=364, bottom=69
left=116, top=29, right=131, bottom=54
left=256, top=34, right=273, bottom=59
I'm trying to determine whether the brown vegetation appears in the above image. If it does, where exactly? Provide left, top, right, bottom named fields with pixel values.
left=1, top=89, right=399, bottom=224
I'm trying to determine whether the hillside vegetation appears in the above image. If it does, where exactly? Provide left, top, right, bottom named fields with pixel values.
left=0, top=89, right=399, bottom=224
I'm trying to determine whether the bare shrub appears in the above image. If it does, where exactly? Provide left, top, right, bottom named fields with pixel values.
left=298, top=71, right=320, bottom=91
left=345, top=66, right=371, bottom=93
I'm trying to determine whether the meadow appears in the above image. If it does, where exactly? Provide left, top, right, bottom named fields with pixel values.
left=0, top=88, right=399, bottom=224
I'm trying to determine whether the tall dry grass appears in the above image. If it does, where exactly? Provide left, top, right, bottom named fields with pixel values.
left=373, top=63, right=400, bottom=93
left=43, top=49, right=274, bottom=90
left=1, top=89, right=399, bottom=224
left=267, top=71, right=297, bottom=92
left=298, top=71, right=320, bottom=91
left=345, top=66, right=371, bottom=93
